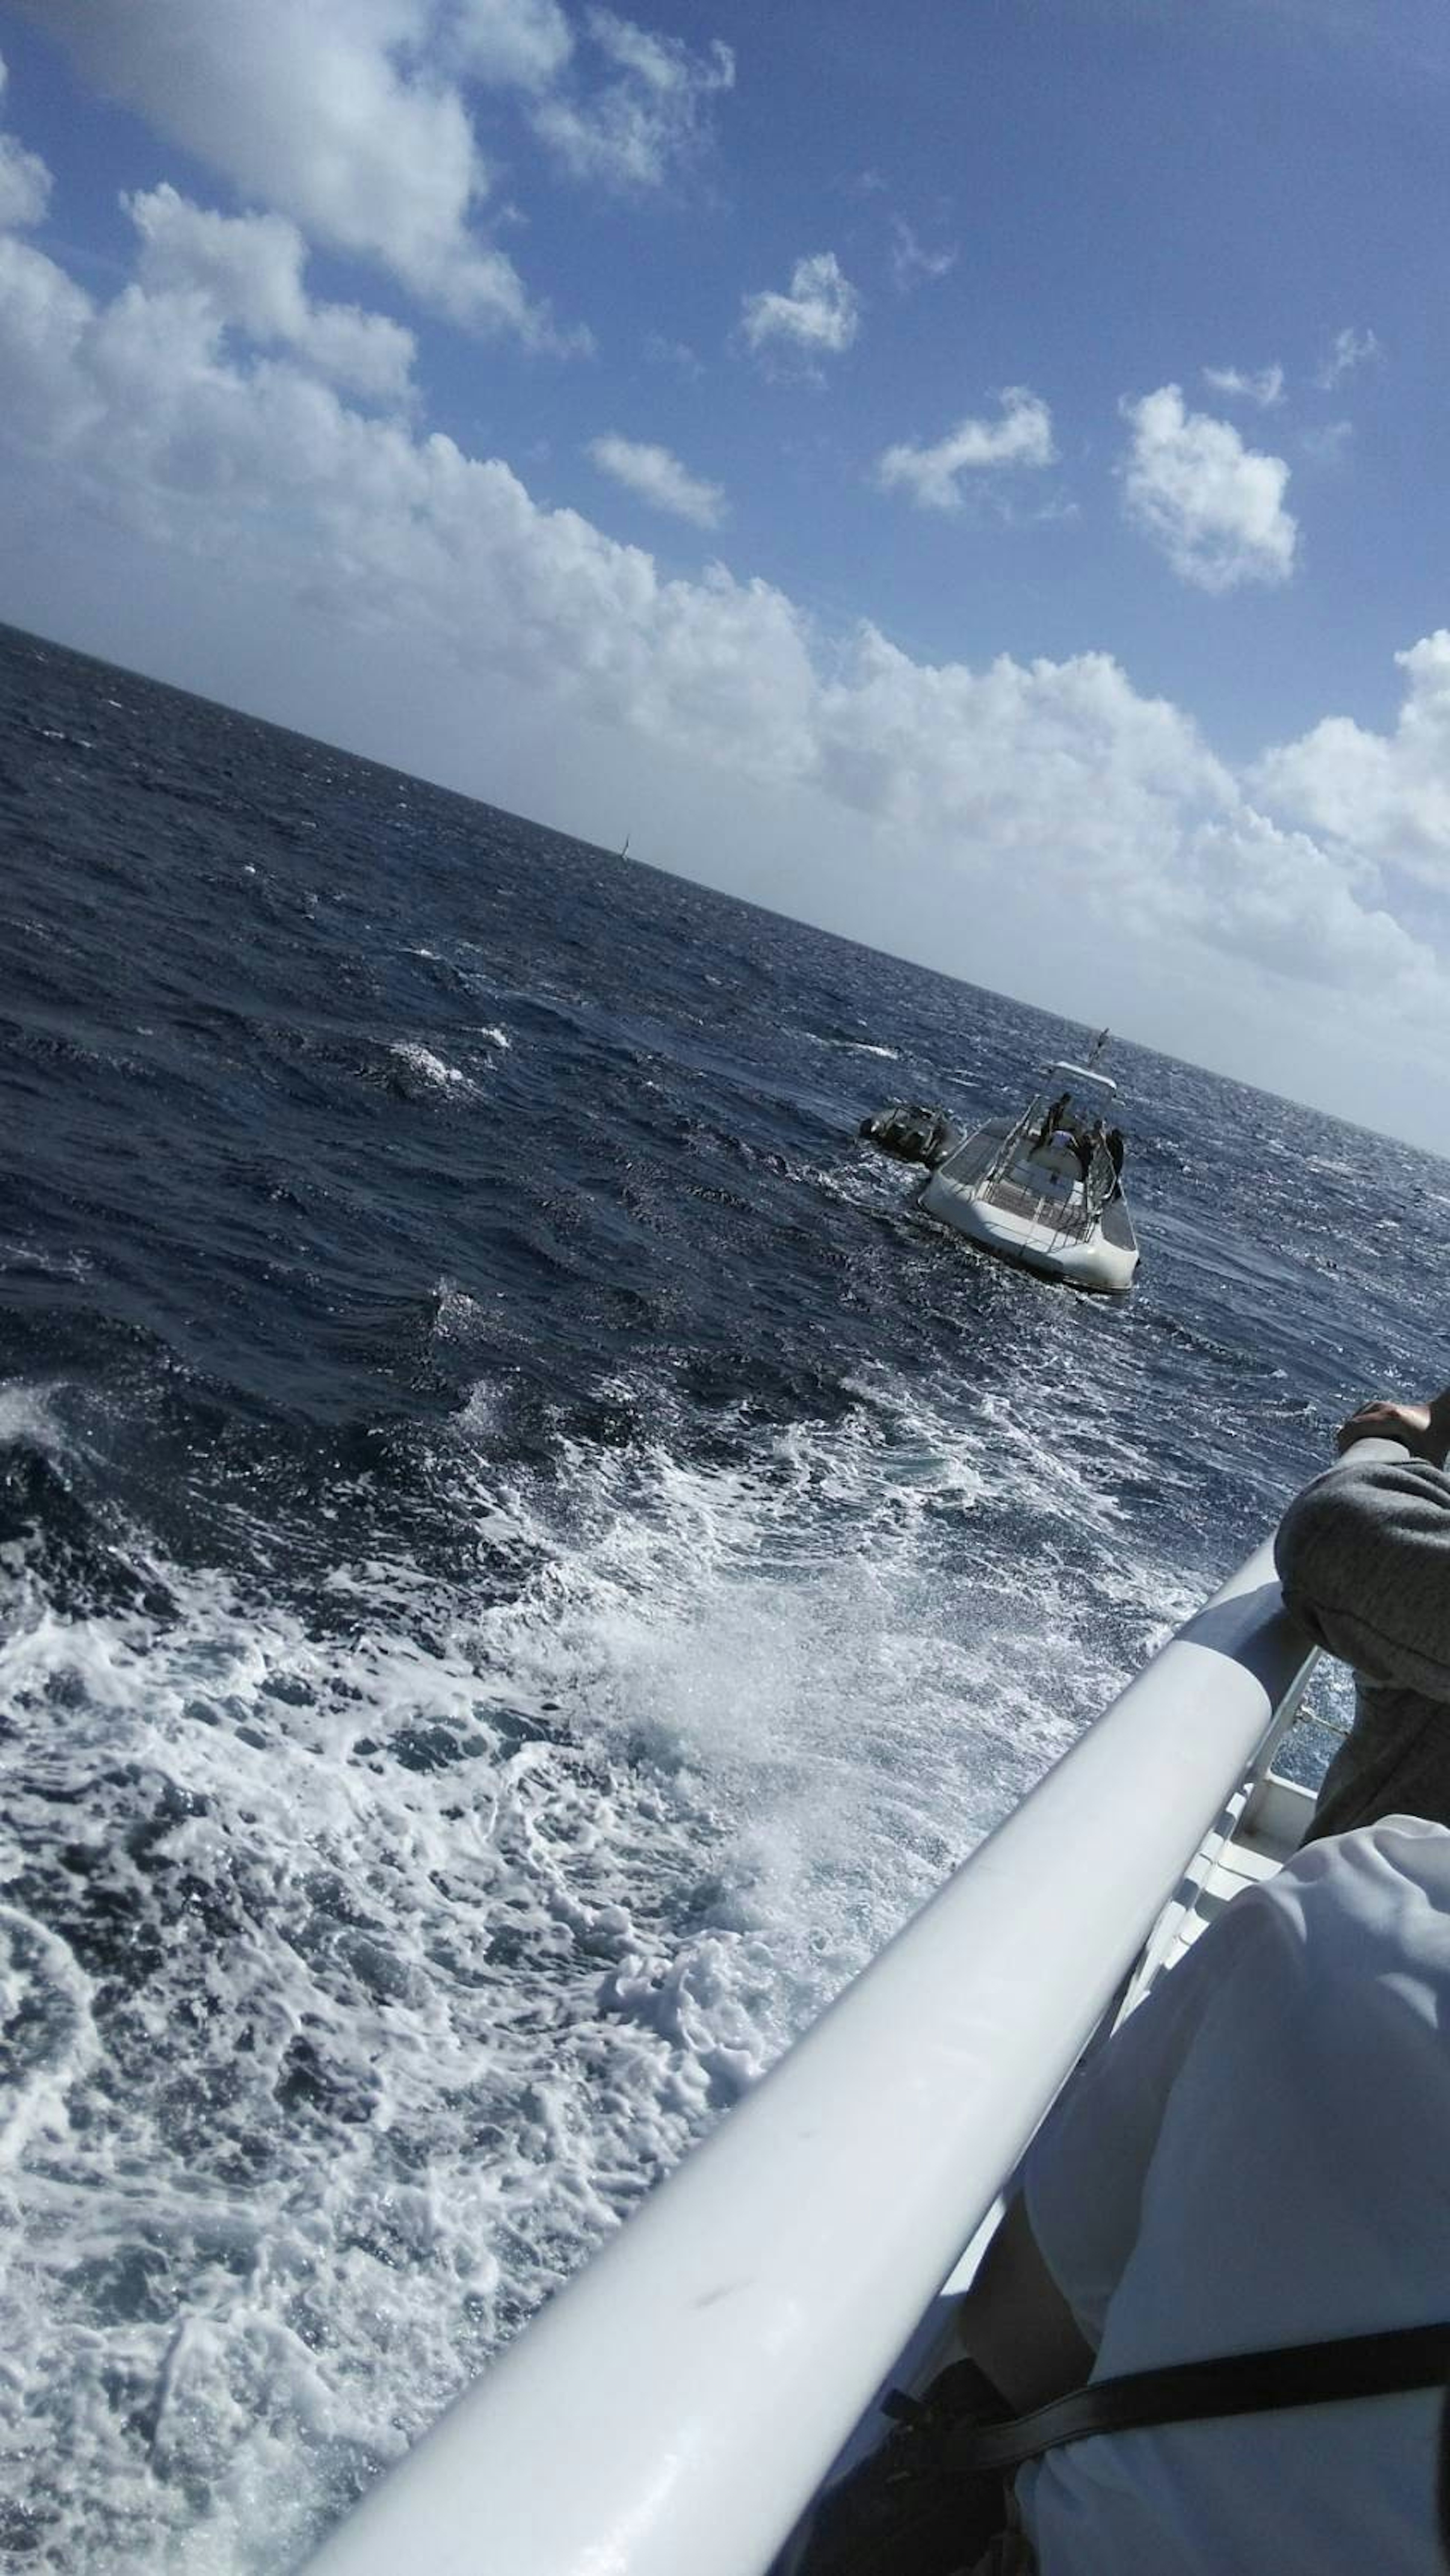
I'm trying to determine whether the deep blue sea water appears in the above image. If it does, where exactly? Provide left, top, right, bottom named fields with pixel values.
left=2, top=620, right=1447, bottom=2570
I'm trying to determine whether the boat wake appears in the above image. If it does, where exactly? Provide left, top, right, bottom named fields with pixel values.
left=0, top=1355, right=1195, bottom=2572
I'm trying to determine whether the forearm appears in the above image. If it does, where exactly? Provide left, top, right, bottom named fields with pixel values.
left=1276, top=1449, right=1450, bottom=1696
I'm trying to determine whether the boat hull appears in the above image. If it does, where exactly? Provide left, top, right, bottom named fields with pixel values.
left=918, top=1165, right=1138, bottom=1293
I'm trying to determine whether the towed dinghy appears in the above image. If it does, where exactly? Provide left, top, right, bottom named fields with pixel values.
left=857, top=1101, right=959, bottom=1169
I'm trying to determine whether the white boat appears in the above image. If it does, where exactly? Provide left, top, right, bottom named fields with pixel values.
left=296, top=1444, right=1399, bottom=2576
left=917, top=1058, right=1139, bottom=1294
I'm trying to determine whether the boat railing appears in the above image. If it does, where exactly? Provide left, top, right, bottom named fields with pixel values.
left=966, top=1109, right=1120, bottom=1239
left=979, top=1152, right=1113, bottom=1246
left=982, top=1102, right=1039, bottom=1187
left=300, top=1510, right=1337, bottom=2576
left=1075, top=1137, right=1119, bottom=1229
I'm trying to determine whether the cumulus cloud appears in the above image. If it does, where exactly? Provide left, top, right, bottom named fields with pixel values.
left=890, top=218, right=957, bottom=292
left=0, top=52, right=51, bottom=231
left=876, top=390, right=1055, bottom=510
left=532, top=9, right=734, bottom=189
left=450, top=0, right=575, bottom=89
left=1253, top=633, right=1450, bottom=885
left=0, top=126, right=1445, bottom=1080
left=1202, top=361, right=1284, bottom=408
left=587, top=434, right=724, bottom=526
left=740, top=252, right=860, bottom=374
left=1317, top=324, right=1381, bottom=388
left=20, top=0, right=565, bottom=340
left=0, top=129, right=49, bottom=232
left=810, top=627, right=1228, bottom=858
left=1148, top=809, right=1440, bottom=997
left=126, top=184, right=415, bottom=399
left=1119, top=385, right=1297, bottom=592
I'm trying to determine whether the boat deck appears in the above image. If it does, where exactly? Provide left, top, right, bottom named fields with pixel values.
left=1120, top=1768, right=1314, bottom=2013
left=1176, top=1772, right=1313, bottom=1941
left=978, top=1172, right=1083, bottom=1228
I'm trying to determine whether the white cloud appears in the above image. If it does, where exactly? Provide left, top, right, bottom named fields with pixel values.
left=0, top=127, right=49, bottom=231
left=804, top=636, right=1445, bottom=1009
left=890, top=218, right=957, bottom=292
left=1202, top=362, right=1285, bottom=408
left=0, top=52, right=51, bottom=231
left=126, top=184, right=415, bottom=399
left=810, top=627, right=1228, bottom=854
left=1253, top=633, right=1450, bottom=886
left=1300, top=418, right=1353, bottom=466
left=876, top=390, right=1055, bottom=511
left=532, top=9, right=734, bottom=190
left=740, top=252, right=860, bottom=373
left=1317, top=324, right=1381, bottom=388
left=644, top=331, right=703, bottom=379
left=1147, top=809, right=1439, bottom=997
left=0, top=231, right=96, bottom=445
left=450, top=0, right=575, bottom=89
left=588, top=434, right=724, bottom=527
left=19, top=0, right=565, bottom=340
left=1119, top=385, right=1297, bottom=592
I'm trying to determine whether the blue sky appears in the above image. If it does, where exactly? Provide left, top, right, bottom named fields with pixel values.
left=2, top=0, right=1449, bottom=1142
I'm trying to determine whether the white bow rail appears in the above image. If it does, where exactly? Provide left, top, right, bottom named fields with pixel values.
left=301, top=1516, right=1328, bottom=2576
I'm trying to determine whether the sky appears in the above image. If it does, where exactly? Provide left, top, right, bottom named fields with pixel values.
left=2, top=1, right=1450, bottom=1146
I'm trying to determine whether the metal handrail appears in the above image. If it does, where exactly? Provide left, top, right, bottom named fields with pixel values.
left=984, top=1101, right=1038, bottom=1186
left=1050, top=1138, right=1115, bottom=1243
left=300, top=1519, right=1330, bottom=2576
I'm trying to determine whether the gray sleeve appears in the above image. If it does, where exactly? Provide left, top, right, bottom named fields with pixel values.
left=1274, top=1453, right=1450, bottom=1700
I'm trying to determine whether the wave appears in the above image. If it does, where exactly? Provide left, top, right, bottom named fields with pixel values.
left=804, top=1028, right=901, bottom=1059
left=0, top=1238, right=92, bottom=1283
left=387, top=1040, right=474, bottom=1097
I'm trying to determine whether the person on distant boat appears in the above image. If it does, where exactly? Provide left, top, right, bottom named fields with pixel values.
left=1276, top=1388, right=1450, bottom=1840
left=1105, top=1127, right=1125, bottom=1196
left=1069, top=1117, right=1104, bottom=1192
left=1032, top=1093, right=1071, bottom=1155
left=953, top=1812, right=1450, bottom=2576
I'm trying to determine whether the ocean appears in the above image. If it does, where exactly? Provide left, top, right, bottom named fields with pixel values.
left=1, top=619, right=1445, bottom=2571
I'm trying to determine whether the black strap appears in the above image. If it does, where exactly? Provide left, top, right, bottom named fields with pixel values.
left=937, top=2322, right=1450, bottom=2476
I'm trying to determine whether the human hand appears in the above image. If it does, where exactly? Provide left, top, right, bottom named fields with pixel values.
left=1335, top=1396, right=1450, bottom=1468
